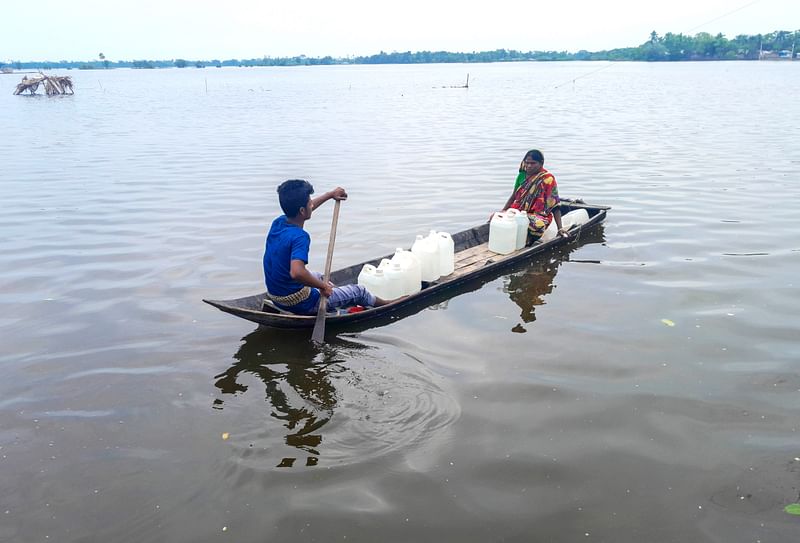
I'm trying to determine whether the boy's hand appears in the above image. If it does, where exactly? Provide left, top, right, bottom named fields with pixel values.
left=320, top=281, right=335, bottom=298
left=331, top=187, right=348, bottom=201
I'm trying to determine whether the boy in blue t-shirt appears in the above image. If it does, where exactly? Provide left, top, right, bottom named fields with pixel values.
left=263, top=179, right=396, bottom=315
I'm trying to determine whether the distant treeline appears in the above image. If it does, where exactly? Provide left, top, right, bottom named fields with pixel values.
left=3, top=30, right=797, bottom=70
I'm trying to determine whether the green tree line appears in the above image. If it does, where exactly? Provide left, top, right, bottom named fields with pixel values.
left=3, top=30, right=797, bottom=70
left=602, top=30, right=799, bottom=61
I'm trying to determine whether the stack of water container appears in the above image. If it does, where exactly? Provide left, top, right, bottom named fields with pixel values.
left=357, top=230, right=455, bottom=300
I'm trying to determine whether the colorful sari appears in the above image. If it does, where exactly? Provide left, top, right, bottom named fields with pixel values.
left=509, top=168, right=560, bottom=238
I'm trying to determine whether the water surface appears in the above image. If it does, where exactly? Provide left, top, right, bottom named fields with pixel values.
left=1, top=61, right=799, bottom=542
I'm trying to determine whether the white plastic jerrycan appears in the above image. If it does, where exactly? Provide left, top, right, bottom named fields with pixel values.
left=488, top=212, right=517, bottom=255
left=561, top=208, right=590, bottom=230
left=433, top=231, right=455, bottom=276
left=391, top=248, right=422, bottom=295
left=426, top=230, right=444, bottom=277
left=357, top=264, right=390, bottom=300
left=540, top=220, right=558, bottom=242
left=412, top=234, right=440, bottom=282
left=505, top=208, right=529, bottom=250
left=380, top=260, right=407, bottom=300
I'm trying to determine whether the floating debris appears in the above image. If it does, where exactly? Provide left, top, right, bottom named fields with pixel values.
left=13, top=73, right=74, bottom=96
left=784, top=503, right=800, bottom=515
left=661, top=318, right=676, bottom=327
left=221, top=432, right=229, bottom=440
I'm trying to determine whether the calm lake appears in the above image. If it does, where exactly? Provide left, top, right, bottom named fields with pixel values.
left=2, top=61, right=799, bottom=542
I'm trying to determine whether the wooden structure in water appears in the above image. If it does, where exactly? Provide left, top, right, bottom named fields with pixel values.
left=13, top=74, right=74, bottom=95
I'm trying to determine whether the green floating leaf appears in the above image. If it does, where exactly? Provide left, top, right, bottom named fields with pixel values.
left=784, top=503, right=800, bottom=515
left=661, top=319, right=676, bottom=327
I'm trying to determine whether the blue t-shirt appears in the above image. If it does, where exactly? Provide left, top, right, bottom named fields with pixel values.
left=263, top=216, right=320, bottom=314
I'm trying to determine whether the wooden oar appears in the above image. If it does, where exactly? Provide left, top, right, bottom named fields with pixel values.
left=311, top=199, right=342, bottom=344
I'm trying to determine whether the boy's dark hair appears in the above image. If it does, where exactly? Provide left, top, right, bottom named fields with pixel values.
left=277, top=179, right=315, bottom=218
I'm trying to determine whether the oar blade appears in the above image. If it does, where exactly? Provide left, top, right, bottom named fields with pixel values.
left=311, top=298, right=327, bottom=343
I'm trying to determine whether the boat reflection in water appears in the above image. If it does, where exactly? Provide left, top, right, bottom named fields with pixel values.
left=211, top=225, right=604, bottom=468
left=213, top=331, right=369, bottom=468
left=503, top=225, right=605, bottom=333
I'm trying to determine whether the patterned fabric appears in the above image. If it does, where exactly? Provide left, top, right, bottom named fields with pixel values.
left=266, top=285, right=311, bottom=306
left=509, top=168, right=560, bottom=238
left=513, top=169, right=526, bottom=191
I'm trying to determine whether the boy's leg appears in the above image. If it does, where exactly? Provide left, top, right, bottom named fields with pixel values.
left=308, top=273, right=384, bottom=311
left=326, top=284, right=376, bottom=312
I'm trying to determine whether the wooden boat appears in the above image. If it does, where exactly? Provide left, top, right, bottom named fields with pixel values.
left=204, top=199, right=609, bottom=331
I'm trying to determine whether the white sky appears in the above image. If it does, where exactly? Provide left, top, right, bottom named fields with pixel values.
left=2, top=0, right=798, bottom=60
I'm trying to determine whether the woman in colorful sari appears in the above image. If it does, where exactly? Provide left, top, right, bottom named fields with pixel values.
left=502, top=149, right=568, bottom=244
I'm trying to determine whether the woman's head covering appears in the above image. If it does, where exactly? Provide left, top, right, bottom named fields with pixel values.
left=524, top=149, right=544, bottom=163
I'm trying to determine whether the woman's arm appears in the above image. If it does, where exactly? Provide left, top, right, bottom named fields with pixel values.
left=552, top=208, right=569, bottom=237
left=502, top=191, right=516, bottom=211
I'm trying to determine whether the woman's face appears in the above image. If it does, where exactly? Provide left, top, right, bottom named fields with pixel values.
left=523, top=158, right=542, bottom=176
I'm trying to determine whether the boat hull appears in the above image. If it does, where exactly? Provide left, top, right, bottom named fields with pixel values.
left=204, top=201, right=608, bottom=330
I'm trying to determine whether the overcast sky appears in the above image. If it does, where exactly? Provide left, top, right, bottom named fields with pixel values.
left=3, top=0, right=798, bottom=60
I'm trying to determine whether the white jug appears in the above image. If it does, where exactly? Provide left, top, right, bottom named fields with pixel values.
left=488, top=212, right=517, bottom=255
left=426, top=230, right=443, bottom=277
left=539, top=209, right=590, bottom=242
left=357, top=264, right=391, bottom=300
left=540, top=220, right=558, bottom=242
left=391, top=248, right=422, bottom=295
left=377, top=258, right=406, bottom=297
left=506, top=208, right=529, bottom=250
left=433, top=231, right=455, bottom=276
left=562, top=208, right=590, bottom=229
left=380, top=261, right=407, bottom=300
left=412, top=234, right=440, bottom=282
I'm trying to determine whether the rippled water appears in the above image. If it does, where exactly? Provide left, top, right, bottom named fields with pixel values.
left=2, top=61, right=800, bottom=542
